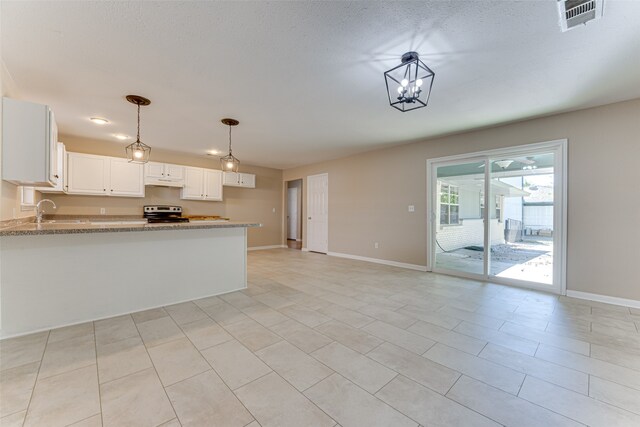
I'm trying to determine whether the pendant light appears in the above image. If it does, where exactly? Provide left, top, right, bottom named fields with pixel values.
left=125, top=95, right=151, bottom=163
left=220, top=118, right=240, bottom=173
left=384, top=52, right=435, bottom=112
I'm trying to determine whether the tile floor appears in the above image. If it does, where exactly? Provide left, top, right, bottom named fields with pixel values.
left=2, top=248, right=640, bottom=426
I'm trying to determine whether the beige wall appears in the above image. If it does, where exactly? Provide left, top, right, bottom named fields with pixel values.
left=45, top=135, right=283, bottom=248
left=283, top=98, right=640, bottom=301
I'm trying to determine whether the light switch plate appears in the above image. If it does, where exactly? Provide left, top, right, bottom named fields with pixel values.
left=408, top=205, right=415, bottom=212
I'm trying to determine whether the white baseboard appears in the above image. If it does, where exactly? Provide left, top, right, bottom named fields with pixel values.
left=566, top=290, right=640, bottom=309
left=327, top=252, right=428, bottom=272
left=247, top=245, right=287, bottom=251
left=301, top=247, right=309, bottom=252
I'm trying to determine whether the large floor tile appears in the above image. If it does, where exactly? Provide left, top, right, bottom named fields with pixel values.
left=479, top=343, right=588, bottom=394
left=0, top=410, right=26, bottom=427
left=96, top=335, right=152, bottom=384
left=438, top=306, right=504, bottom=329
left=200, top=340, right=271, bottom=390
left=376, top=375, right=499, bottom=427
left=454, top=321, right=539, bottom=355
left=94, top=315, right=139, bottom=346
left=447, top=375, right=582, bottom=427
left=201, top=301, right=250, bottom=326
left=589, top=376, right=640, bottom=416
left=241, top=304, right=290, bottom=327
left=316, top=303, right=375, bottom=328
left=220, top=291, right=261, bottom=310
left=24, top=365, right=100, bottom=427
left=590, top=343, right=640, bottom=372
left=312, top=342, right=397, bottom=394
left=222, top=318, right=282, bottom=351
left=499, top=321, right=590, bottom=355
left=396, top=305, right=461, bottom=330
left=358, top=305, right=416, bottom=329
left=38, top=333, right=96, bottom=379
left=137, top=316, right=185, bottom=348
left=180, top=317, right=233, bottom=350
left=147, top=337, right=210, bottom=386
left=0, top=331, right=48, bottom=371
left=304, top=373, right=417, bottom=427
left=164, top=302, right=208, bottom=325
left=68, top=414, right=102, bottom=426
left=519, top=376, right=640, bottom=426
left=407, top=320, right=487, bottom=355
left=0, top=361, right=39, bottom=418
left=235, top=372, right=335, bottom=427
left=424, top=343, right=524, bottom=394
left=279, top=304, right=331, bottom=327
left=100, top=367, right=175, bottom=427
left=165, top=370, right=254, bottom=426
left=256, top=340, right=333, bottom=391
left=48, top=322, right=94, bottom=344
left=269, top=319, right=332, bottom=353
left=367, top=342, right=459, bottom=394
left=362, top=321, right=434, bottom=354
left=315, top=320, right=383, bottom=354
left=253, top=292, right=296, bottom=310
left=132, top=307, right=169, bottom=324
left=535, top=344, right=640, bottom=391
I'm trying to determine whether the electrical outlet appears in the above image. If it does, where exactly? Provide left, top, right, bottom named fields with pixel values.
left=374, top=242, right=379, bottom=249
left=100, top=208, right=106, bottom=215
left=408, top=205, right=415, bottom=212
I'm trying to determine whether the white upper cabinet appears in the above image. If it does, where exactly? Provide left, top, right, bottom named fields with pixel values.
left=180, top=167, right=223, bottom=201
left=204, top=169, right=223, bottom=201
left=144, top=162, right=185, bottom=186
left=36, top=142, right=67, bottom=193
left=223, top=171, right=255, bottom=188
left=2, top=97, right=59, bottom=186
left=109, top=158, right=145, bottom=196
left=66, top=152, right=144, bottom=197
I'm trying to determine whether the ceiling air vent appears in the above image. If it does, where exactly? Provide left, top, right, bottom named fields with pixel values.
left=558, top=0, right=604, bottom=32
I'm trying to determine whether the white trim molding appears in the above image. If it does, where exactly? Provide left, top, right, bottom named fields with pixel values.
left=327, top=252, right=428, bottom=272
left=566, top=290, right=640, bottom=310
left=247, top=245, right=287, bottom=251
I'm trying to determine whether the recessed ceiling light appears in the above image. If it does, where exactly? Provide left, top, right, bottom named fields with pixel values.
left=113, top=134, right=130, bottom=140
left=207, top=149, right=220, bottom=156
left=90, top=117, right=109, bottom=125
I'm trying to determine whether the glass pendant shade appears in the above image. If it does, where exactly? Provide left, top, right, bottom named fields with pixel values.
left=125, top=95, right=151, bottom=163
left=220, top=118, right=240, bottom=173
left=384, top=52, right=435, bottom=112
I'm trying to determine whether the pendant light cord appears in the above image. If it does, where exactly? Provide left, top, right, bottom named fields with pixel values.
left=228, top=125, right=233, bottom=155
left=136, top=104, right=141, bottom=143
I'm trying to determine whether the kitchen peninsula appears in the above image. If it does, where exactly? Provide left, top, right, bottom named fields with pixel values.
left=0, top=220, right=260, bottom=338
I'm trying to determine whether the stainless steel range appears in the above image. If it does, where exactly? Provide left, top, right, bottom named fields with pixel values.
left=143, top=205, right=190, bottom=223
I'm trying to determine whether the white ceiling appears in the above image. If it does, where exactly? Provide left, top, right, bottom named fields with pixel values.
left=2, top=1, right=640, bottom=169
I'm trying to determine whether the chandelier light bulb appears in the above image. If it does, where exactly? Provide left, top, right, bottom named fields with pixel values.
left=397, top=86, right=403, bottom=94
left=226, top=161, right=234, bottom=169
left=133, top=149, right=144, bottom=159
left=416, top=79, right=423, bottom=87
left=401, top=79, right=409, bottom=87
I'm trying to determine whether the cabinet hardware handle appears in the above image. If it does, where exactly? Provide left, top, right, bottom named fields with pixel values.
left=55, top=174, right=59, bottom=178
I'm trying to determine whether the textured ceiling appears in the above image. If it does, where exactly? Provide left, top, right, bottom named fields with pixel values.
left=2, top=1, right=640, bottom=169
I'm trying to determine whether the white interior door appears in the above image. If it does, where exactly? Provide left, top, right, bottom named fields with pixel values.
left=287, top=187, right=298, bottom=240
left=307, top=173, right=328, bottom=253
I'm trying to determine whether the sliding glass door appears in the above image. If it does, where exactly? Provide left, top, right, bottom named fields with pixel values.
left=428, top=141, right=566, bottom=294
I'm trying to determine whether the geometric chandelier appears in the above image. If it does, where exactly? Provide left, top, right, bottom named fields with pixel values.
left=124, top=95, right=152, bottom=163
left=384, top=51, right=435, bottom=112
left=220, top=118, right=240, bottom=173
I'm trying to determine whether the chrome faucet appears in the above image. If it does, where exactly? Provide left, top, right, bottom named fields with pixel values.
left=35, top=199, right=57, bottom=223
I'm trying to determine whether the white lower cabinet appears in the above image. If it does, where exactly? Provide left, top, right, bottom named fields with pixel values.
left=223, top=172, right=255, bottom=188
left=66, top=152, right=144, bottom=197
left=180, top=167, right=223, bottom=201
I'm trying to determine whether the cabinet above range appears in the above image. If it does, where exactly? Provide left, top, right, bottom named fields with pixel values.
left=144, top=162, right=185, bottom=187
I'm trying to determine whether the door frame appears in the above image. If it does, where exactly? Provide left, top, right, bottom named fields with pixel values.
left=306, top=173, right=329, bottom=253
left=426, top=139, right=568, bottom=295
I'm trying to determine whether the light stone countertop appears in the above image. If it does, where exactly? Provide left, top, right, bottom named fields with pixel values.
left=0, top=219, right=261, bottom=237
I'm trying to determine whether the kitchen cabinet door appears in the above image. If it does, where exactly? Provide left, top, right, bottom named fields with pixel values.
left=181, top=167, right=204, bottom=200
left=240, top=173, right=255, bottom=188
left=165, top=164, right=184, bottom=180
left=37, top=142, right=66, bottom=193
left=2, top=98, right=58, bottom=186
left=66, top=152, right=108, bottom=195
left=204, top=169, right=223, bottom=201
left=145, top=162, right=165, bottom=179
left=223, top=172, right=240, bottom=186
left=109, top=158, right=144, bottom=197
